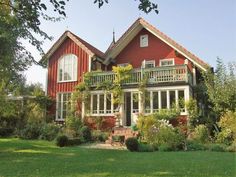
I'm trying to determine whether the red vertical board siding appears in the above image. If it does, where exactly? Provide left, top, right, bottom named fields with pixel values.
left=47, top=38, right=89, bottom=115
left=108, top=28, right=194, bottom=71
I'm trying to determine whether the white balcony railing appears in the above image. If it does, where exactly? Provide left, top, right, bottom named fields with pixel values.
left=88, top=65, right=192, bottom=87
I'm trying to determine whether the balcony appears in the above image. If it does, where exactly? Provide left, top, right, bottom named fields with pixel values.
left=88, top=65, right=193, bottom=87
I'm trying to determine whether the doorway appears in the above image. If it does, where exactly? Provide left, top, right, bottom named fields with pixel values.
left=125, top=92, right=131, bottom=126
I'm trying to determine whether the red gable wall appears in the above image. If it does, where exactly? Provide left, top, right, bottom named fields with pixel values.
left=108, top=28, right=192, bottom=70
left=47, top=38, right=89, bottom=99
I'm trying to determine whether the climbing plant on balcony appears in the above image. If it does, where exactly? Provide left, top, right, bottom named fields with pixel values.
left=112, top=64, right=133, bottom=105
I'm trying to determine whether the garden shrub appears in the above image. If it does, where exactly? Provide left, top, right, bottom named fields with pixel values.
left=20, top=122, right=42, bottom=139
left=40, top=123, right=60, bottom=141
left=186, top=140, right=207, bottom=151
left=67, top=138, right=82, bottom=146
left=226, top=142, right=236, bottom=152
left=56, top=135, right=69, bottom=147
left=92, top=130, right=109, bottom=142
left=125, top=137, right=139, bottom=152
left=207, top=144, right=227, bottom=152
left=153, top=108, right=180, bottom=120
left=215, top=129, right=233, bottom=145
left=0, top=127, right=14, bottom=137
left=138, top=143, right=154, bottom=152
left=81, top=126, right=92, bottom=142
left=158, top=144, right=173, bottom=151
left=65, top=115, right=83, bottom=137
left=192, top=124, right=209, bottom=143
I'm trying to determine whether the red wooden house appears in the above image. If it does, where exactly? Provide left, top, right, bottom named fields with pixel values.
left=41, top=18, right=209, bottom=128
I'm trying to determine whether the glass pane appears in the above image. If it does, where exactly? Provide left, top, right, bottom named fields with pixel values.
left=145, top=92, right=151, bottom=113
left=133, top=93, right=139, bottom=112
left=153, top=91, right=159, bottom=110
left=178, top=90, right=185, bottom=110
left=106, top=94, right=111, bottom=113
left=92, top=95, right=97, bottom=113
left=99, top=94, right=104, bottom=113
left=170, top=91, right=176, bottom=108
left=161, top=91, right=167, bottom=109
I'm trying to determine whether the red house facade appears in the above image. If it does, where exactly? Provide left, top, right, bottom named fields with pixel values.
left=42, top=18, right=209, bottom=128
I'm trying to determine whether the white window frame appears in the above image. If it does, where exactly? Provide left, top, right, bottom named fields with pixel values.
left=140, top=34, right=148, bottom=47
left=159, top=58, right=175, bottom=66
left=57, top=54, right=78, bottom=82
left=117, top=63, right=129, bottom=67
left=143, top=60, right=155, bottom=68
left=56, top=92, right=72, bottom=121
left=90, top=92, right=113, bottom=116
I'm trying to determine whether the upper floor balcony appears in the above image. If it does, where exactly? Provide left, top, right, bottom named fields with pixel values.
left=88, top=65, right=193, bottom=87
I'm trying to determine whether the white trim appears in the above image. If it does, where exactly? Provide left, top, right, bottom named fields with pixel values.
left=143, top=60, right=155, bottom=68
left=57, top=54, right=78, bottom=83
left=45, top=60, right=49, bottom=96
left=117, top=63, right=129, bottom=67
left=159, top=58, right=175, bottom=66
left=140, top=34, right=148, bottom=47
left=88, top=55, right=92, bottom=72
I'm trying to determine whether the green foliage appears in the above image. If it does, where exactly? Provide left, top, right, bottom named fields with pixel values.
left=67, top=138, right=82, bottom=146
left=153, top=108, right=180, bottom=120
left=125, top=137, right=139, bottom=152
left=138, top=143, right=154, bottom=152
left=92, top=130, right=109, bottom=142
left=81, top=126, right=92, bottom=142
left=56, top=135, right=69, bottom=147
left=20, top=122, right=43, bottom=140
left=216, top=111, right=236, bottom=145
left=207, top=144, right=227, bottom=152
left=192, top=124, right=210, bottom=144
left=40, top=123, right=60, bottom=141
left=65, top=115, right=83, bottom=137
left=112, top=64, right=133, bottom=105
left=203, top=58, right=236, bottom=116
left=94, top=0, right=159, bottom=14
left=186, top=98, right=199, bottom=127
left=186, top=140, right=207, bottom=151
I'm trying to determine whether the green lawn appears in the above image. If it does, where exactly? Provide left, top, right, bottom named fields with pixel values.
left=0, top=138, right=235, bottom=177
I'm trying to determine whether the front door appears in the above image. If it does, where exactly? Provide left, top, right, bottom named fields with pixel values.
left=125, top=92, right=131, bottom=126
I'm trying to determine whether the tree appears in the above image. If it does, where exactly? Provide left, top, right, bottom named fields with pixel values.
left=94, top=0, right=159, bottom=14
left=0, top=0, right=68, bottom=92
left=203, top=58, right=236, bottom=117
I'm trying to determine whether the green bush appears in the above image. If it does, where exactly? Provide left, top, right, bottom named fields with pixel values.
left=81, top=126, right=92, bottom=142
left=92, top=130, right=109, bottom=142
left=226, top=142, right=236, bottom=152
left=158, top=144, right=173, bottom=151
left=125, top=137, right=139, bottom=152
left=207, top=144, right=227, bottom=152
left=215, top=129, right=233, bottom=145
left=186, top=140, right=207, bottom=151
left=138, top=143, right=154, bottom=152
left=0, top=127, right=14, bottom=137
left=192, top=124, right=209, bottom=143
left=56, top=135, right=69, bottom=147
left=40, top=123, right=60, bottom=141
left=67, top=138, right=82, bottom=146
left=20, top=122, right=42, bottom=139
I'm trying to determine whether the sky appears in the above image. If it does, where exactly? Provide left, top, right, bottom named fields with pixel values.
left=25, top=0, right=236, bottom=89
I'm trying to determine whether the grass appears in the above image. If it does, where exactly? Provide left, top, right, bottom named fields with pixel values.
left=0, top=138, right=235, bottom=177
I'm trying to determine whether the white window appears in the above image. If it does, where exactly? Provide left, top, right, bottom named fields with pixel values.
left=143, top=60, right=155, bottom=68
left=160, top=58, right=175, bottom=66
left=58, top=54, right=78, bottom=82
left=140, top=34, right=148, bottom=47
left=56, top=93, right=72, bottom=120
left=132, top=92, right=139, bottom=113
left=117, top=63, right=129, bottom=67
left=91, top=93, right=113, bottom=115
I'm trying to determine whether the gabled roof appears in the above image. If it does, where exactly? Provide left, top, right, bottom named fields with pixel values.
left=104, top=18, right=209, bottom=71
left=40, top=30, right=104, bottom=64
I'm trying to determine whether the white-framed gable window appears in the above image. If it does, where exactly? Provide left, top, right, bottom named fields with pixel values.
left=140, top=34, right=148, bottom=47
left=160, top=58, right=175, bottom=66
left=58, top=54, right=78, bottom=82
left=56, top=92, right=72, bottom=120
left=117, top=63, right=129, bottom=67
left=142, top=60, right=155, bottom=68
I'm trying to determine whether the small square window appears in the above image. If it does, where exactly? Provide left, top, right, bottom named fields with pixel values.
left=140, top=35, right=148, bottom=47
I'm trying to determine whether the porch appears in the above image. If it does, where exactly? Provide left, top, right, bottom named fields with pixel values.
left=89, top=65, right=193, bottom=87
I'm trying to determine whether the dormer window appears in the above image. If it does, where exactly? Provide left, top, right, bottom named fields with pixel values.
left=160, top=58, right=175, bottom=66
left=58, top=54, right=78, bottom=82
left=140, top=34, right=148, bottom=47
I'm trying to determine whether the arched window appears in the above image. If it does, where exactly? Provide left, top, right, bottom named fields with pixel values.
left=58, top=54, right=78, bottom=82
